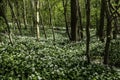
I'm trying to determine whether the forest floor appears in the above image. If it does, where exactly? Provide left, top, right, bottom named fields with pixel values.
left=0, top=30, right=120, bottom=79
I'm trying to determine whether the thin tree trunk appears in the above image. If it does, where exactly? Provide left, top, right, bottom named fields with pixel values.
left=39, top=2, right=47, bottom=39
left=103, top=18, right=112, bottom=65
left=103, top=0, right=112, bottom=65
left=14, top=0, right=22, bottom=34
left=7, top=0, right=22, bottom=35
left=11, top=3, right=15, bottom=30
left=85, top=0, right=91, bottom=63
left=30, top=0, right=35, bottom=36
left=113, top=17, right=118, bottom=39
left=95, top=1, right=99, bottom=38
left=1, top=9, right=13, bottom=45
left=3, top=16, right=13, bottom=45
left=22, top=0, right=27, bottom=29
left=62, top=0, right=71, bottom=40
left=113, top=0, right=119, bottom=39
left=78, top=0, right=83, bottom=39
left=47, top=0, right=55, bottom=41
left=98, top=0, right=106, bottom=42
left=0, top=0, right=13, bottom=45
left=35, top=0, right=40, bottom=41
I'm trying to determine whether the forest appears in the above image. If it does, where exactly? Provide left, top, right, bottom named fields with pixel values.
left=0, top=0, right=120, bottom=79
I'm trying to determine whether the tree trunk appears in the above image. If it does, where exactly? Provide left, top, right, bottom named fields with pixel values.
left=103, top=0, right=112, bottom=65
left=35, top=0, right=40, bottom=41
left=78, top=0, right=83, bottom=39
left=47, top=0, right=55, bottom=41
left=62, top=0, right=71, bottom=40
left=39, top=2, right=47, bottom=39
left=103, top=18, right=112, bottom=65
left=14, top=0, right=21, bottom=30
left=0, top=0, right=13, bottom=45
left=30, top=0, right=36, bottom=36
left=7, top=0, right=22, bottom=35
left=98, top=0, right=106, bottom=42
left=113, top=17, right=118, bottom=39
left=2, top=15, right=13, bottom=45
left=95, top=1, right=99, bottom=38
left=70, top=0, right=79, bottom=41
left=85, top=0, right=91, bottom=63
left=113, top=0, right=119, bottom=39
left=22, top=0, right=28, bottom=29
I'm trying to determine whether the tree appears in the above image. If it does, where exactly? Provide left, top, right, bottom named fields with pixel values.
left=35, top=0, right=40, bottom=41
left=103, top=0, right=112, bottom=65
left=14, top=0, right=22, bottom=31
left=39, top=2, right=47, bottom=39
left=112, top=0, right=119, bottom=39
left=7, top=0, right=22, bottom=35
left=97, top=0, right=106, bottom=42
left=62, top=0, right=71, bottom=40
left=70, top=0, right=79, bottom=41
left=47, top=0, right=55, bottom=41
left=30, top=0, right=36, bottom=36
left=85, top=0, right=91, bottom=63
left=78, top=0, right=83, bottom=39
left=0, top=0, right=13, bottom=45
left=22, top=0, right=28, bottom=29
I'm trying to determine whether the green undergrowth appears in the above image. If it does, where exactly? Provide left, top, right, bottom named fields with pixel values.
left=109, top=39, right=120, bottom=67
left=0, top=36, right=120, bottom=80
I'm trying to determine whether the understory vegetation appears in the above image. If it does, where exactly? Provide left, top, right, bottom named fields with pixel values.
left=0, top=0, right=120, bottom=79
left=0, top=34, right=120, bottom=80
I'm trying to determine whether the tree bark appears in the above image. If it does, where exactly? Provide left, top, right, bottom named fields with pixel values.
left=78, top=0, right=83, bottom=39
left=7, top=0, right=22, bottom=35
left=39, top=2, right=47, bottom=39
left=2, top=15, right=13, bottom=45
left=30, top=0, right=36, bottom=36
left=35, top=0, right=40, bottom=41
left=98, top=0, right=106, bottom=42
left=103, top=0, right=112, bottom=65
left=0, top=0, right=13, bottom=45
left=113, top=0, right=119, bottom=39
left=70, top=0, right=79, bottom=41
left=85, top=0, right=91, bottom=63
left=47, top=0, right=55, bottom=41
left=14, top=0, right=21, bottom=30
left=62, top=0, right=71, bottom=40
left=22, top=0, right=28, bottom=29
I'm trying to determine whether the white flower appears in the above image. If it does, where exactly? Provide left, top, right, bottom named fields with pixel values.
left=38, top=76, right=42, bottom=80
